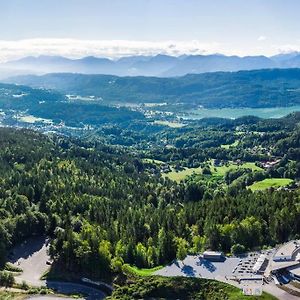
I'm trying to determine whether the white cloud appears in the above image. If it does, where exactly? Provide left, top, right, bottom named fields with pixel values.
left=0, top=38, right=298, bottom=62
left=257, top=36, right=267, bottom=42
left=0, top=38, right=222, bottom=62
left=273, top=43, right=300, bottom=54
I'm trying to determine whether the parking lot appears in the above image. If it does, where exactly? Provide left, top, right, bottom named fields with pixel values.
left=155, top=255, right=241, bottom=279
left=156, top=250, right=276, bottom=281
left=232, top=253, right=260, bottom=277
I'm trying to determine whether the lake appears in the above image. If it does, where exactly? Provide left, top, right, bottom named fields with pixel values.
left=183, top=106, right=300, bottom=119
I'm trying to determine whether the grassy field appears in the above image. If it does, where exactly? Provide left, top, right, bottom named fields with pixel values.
left=210, top=161, right=262, bottom=177
left=123, top=264, right=163, bottom=276
left=248, top=178, right=293, bottom=191
left=221, top=140, right=239, bottom=149
left=163, top=167, right=202, bottom=182
left=163, top=161, right=263, bottom=182
left=142, top=158, right=165, bottom=165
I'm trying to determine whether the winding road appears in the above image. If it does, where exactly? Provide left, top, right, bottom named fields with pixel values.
left=9, top=237, right=107, bottom=299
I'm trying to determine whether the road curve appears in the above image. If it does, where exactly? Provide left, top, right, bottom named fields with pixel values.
left=45, top=281, right=106, bottom=300
left=263, top=283, right=300, bottom=300
left=27, top=296, right=82, bottom=300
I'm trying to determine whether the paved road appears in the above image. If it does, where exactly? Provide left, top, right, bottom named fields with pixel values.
left=9, top=237, right=107, bottom=299
left=9, top=236, right=50, bottom=286
left=26, top=282, right=106, bottom=299
left=263, top=283, right=300, bottom=300
left=45, top=282, right=106, bottom=300
left=27, top=297, right=82, bottom=300
left=156, top=255, right=300, bottom=300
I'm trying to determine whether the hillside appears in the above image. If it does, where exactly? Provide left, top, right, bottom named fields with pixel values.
left=108, top=276, right=277, bottom=300
left=0, top=82, right=144, bottom=127
left=6, top=68, right=300, bottom=108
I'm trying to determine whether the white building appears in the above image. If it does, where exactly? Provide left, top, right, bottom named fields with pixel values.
left=270, top=240, right=300, bottom=281
left=202, top=251, right=224, bottom=261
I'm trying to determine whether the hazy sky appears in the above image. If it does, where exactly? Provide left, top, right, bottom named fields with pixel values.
left=0, top=0, right=300, bottom=60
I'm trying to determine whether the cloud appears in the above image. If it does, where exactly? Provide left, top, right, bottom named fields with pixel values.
left=0, top=38, right=298, bottom=62
left=0, top=38, right=222, bottom=62
left=257, top=36, right=267, bottom=42
left=273, top=43, right=300, bottom=54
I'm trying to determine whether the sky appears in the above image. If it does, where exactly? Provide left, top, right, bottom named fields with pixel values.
left=0, top=0, right=300, bottom=61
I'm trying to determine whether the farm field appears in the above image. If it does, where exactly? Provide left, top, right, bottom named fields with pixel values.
left=210, top=161, right=263, bottom=177
left=248, top=178, right=293, bottom=191
left=163, top=167, right=202, bottom=182
left=163, top=161, right=263, bottom=182
left=221, top=140, right=239, bottom=149
left=143, top=158, right=165, bottom=165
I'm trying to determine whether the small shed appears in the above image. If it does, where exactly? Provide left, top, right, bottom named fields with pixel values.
left=203, top=251, right=224, bottom=261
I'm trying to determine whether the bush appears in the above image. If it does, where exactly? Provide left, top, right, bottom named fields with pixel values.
left=4, top=263, right=22, bottom=273
left=231, top=244, right=246, bottom=256
left=21, top=280, right=29, bottom=290
left=0, top=271, right=15, bottom=287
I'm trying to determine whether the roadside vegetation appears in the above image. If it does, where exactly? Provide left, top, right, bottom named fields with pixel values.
left=122, top=264, right=163, bottom=277
left=0, top=292, right=27, bottom=300
left=107, top=276, right=277, bottom=300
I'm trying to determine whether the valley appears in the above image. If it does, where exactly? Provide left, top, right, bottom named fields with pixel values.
left=2, top=1, right=300, bottom=299
left=0, top=70, right=299, bottom=300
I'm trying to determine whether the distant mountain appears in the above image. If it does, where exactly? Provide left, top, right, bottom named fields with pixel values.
left=6, top=68, right=300, bottom=108
left=2, top=53, right=300, bottom=77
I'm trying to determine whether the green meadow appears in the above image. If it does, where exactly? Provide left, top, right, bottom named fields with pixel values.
left=248, top=178, right=293, bottom=191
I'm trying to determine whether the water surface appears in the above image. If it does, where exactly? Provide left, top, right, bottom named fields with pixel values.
left=183, top=106, right=300, bottom=119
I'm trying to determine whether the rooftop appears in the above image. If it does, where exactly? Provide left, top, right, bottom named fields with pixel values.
left=203, top=251, right=223, bottom=256
left=270, top=260, right=299, bottom=271
left=287, top=264, right=300, bottom=276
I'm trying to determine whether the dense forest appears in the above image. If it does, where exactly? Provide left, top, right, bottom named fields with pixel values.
left=0, top=120, right=299, bottom=280
left=0, top=82, right=144, bottom=127
left=6, top=68, right=300, bottom=108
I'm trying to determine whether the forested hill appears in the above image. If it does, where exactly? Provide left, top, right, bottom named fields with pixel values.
left=6, top=68, right=300, bottom=108
left=0, top=127, right=299, bottom=279
left=0, top=82, right=144, bottom=127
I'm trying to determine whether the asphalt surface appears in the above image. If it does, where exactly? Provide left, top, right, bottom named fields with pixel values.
left=9, top=236, right=50, bottom=286
left=155, top=255, right=240, bottom=279
left=263, top=282, right=300, bottom=300
left=156, top=255, right=300, bottom=300
left=45, top=282, right=106, bottom=300
left=9, top=237, right=107, bottom=299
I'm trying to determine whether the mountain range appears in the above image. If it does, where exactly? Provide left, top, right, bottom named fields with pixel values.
left=1, top=52, right=300, bottom=78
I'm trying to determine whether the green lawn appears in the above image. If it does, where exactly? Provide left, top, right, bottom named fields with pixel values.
left=142, top=158, right=165, bottom=165
left=163, top=167, right=202, bottom=182
left=248, top=178, right=293, bottom=191
left=221, top=140, right=239, bottom=149
left=123, top=264, right=163, bottom=276
left=211, top=161, right=263, bottom=177
left=163, top=161, right=263, bottom=182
